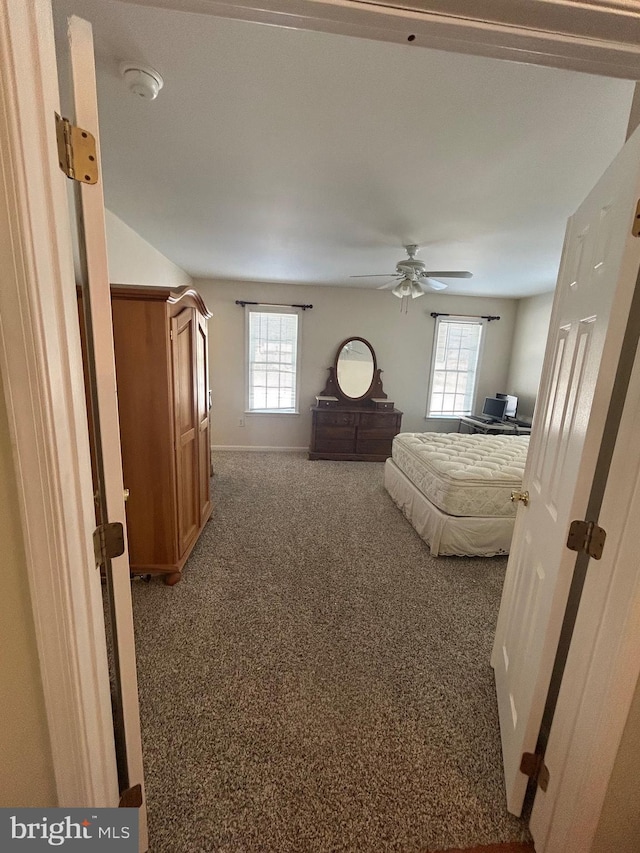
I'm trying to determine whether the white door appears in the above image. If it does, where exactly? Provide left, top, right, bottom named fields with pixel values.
left=64, top=15, right=148, bottom=848
left=491, top=124, right=640, bottom=815
left=529, top=318, right=640, bottom=850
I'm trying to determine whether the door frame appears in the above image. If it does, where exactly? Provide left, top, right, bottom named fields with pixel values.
left=2, top=0, right=639, bottom=846
left=0, top=0, right=118, bottom=806
left=127, top=0, right=640, bottom=79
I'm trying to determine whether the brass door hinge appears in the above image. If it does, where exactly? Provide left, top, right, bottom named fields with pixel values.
left=566, top=519, right=606, bottom=560
left=520, top=751, right=550, bottom=792
left=633, top=199, right=640, bottom=237
left=55, top=113, right=98, bottom=184
left=93, top=522, right=125, bottom=567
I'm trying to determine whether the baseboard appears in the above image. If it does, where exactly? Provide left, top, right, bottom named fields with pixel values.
left=211, top=445, right=308, bottom=452
left=434, top=843, right=534, bottom=853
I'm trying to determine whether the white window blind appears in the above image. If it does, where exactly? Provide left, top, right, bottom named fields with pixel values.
left=247, top=308, right=299, bottom=413
left=427, top=316, right=483, bottom=417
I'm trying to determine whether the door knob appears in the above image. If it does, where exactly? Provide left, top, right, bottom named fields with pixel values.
left=511, top=489, right=529, bottom=506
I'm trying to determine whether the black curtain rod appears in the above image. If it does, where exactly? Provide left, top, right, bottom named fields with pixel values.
left=235, top=300, right=313, bottom=310
left=430, top=312, right=500, bottom=322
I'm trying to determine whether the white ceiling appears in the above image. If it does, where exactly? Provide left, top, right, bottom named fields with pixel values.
left=53, top=0, right=634, bottom=297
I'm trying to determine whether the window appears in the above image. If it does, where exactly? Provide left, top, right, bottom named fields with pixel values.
left=427, top=316, right=484, bottom=417
left=246, top=306, right=300, bottom=413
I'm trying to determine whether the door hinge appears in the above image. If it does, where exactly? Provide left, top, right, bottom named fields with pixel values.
left=55, top=113, right=98, bottom=184
left=170, top=329, right=174, bottom=340
left=520, top=751, right=550, bottom=792
left=633, top=199, right=640, bottom=237
left=93, top=522, right=125, bottom=567
left=566, top=519, right=606, bottom=560
left=118, top=783, right=143, bottom=808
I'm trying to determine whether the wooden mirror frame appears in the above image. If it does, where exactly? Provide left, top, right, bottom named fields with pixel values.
left=318, top=337, right=387, bottom=405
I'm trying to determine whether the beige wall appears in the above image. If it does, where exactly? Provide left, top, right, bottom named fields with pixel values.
left=196, top=278, right=518, bottom=448
left=0, top=372, right=57, bottom=807
left=506, top=291, right=555, bottom=420
left=105, top=209, right=193, bottom=287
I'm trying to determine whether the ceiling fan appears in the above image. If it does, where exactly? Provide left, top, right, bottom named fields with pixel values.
left=351, top=245, right=473, bottom=299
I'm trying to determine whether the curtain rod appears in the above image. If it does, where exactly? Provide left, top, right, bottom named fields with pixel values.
left=430, top=312, right=500, bottom=322
left=235, top=300, right=313, bottom=310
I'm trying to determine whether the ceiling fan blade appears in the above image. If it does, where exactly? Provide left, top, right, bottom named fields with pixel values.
left=376, top=277, right=402, bottom=290
left=422, top=270, right=473, bottom=279
left=350, top=273, right=396, bottom=278
left=424, top=279, right=449, bottom=291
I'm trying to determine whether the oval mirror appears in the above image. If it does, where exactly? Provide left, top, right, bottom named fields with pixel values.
left=336, top=337, right=376, bottom=399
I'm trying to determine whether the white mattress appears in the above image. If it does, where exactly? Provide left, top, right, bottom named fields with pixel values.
left=391, top=432, right=529, bottom=518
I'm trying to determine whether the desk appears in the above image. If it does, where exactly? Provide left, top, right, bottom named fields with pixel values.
left=459, top=416, right=532, bottom=436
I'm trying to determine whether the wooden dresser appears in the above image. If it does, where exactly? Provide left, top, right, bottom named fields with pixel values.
left=110, top=285, right=212, bottom=584
left=309, top=405, right=403, bottom=461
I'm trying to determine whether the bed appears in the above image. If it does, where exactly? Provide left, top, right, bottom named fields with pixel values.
left=384, top=432, right=530, bottom=557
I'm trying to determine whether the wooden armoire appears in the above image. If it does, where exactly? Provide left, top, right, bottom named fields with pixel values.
left=110, top=285, right=213, bottom=584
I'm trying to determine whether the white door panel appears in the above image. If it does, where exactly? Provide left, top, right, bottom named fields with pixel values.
left=492, top=124, right=640, bottom=816
left=531, top=333, right=640, bottom=851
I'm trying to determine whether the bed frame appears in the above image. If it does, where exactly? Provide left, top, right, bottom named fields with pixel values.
left=384, top=458, right=515, bottom=557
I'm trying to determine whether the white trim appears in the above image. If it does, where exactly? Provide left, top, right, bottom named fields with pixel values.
left=244, top=303, right=302, bottom=415
left=212, top=445, right=308, bottom=452
left=66, top=16, right=148, bottom=846
left=425, top=315, right=485, bottom=419
left=121, top=0, right=640, bottom=78
left=68, top=17, right=147, bottom=844
left=244, top=410, right=301, bottom=416
left=0, top=0, right=117, bottom=806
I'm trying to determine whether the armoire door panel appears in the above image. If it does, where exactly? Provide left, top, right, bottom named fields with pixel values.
left=177, top=441, right=198, bottom=555
left=196, top=314, right=212, bottom=526
left=111, top=297, right=176, bottom=567
left=172, top=308, right=199, bottom=557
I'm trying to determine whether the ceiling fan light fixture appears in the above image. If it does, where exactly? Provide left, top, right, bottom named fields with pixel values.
left=391, top=278, right=425, bottom=300
left=391, top=279, right=413, bottom=299
left=410, top=279, right=425, bottom=299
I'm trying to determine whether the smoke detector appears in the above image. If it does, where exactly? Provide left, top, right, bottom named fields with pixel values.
left=120, top=63, right=164, bottom=100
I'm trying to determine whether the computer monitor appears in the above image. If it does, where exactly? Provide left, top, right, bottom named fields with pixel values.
left=496, top=393, right=518, bottom=418
left=482, top=396, right=508, bottom=420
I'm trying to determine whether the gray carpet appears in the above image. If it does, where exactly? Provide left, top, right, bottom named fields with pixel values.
left=131, top=452, right=530, bottom=852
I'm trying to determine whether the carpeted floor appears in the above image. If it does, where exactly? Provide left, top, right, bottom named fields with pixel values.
left=131, top=452, right=531, bottom=852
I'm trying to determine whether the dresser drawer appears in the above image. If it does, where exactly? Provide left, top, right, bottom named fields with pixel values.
left=358, top=412, right=397, bottom=429
left=316, top=411, right=356, bottom=427
left=357, top=426, right=397, bottom=441
left=315, top=425, right=355, bottom=442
